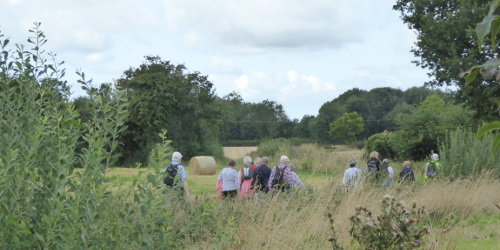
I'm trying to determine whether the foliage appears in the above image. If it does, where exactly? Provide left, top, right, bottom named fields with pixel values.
left=293, top=114, right=315, bottom=138
left=311, top=87, right=440, bottom=143
left=218, top=92, right=293, bottom=142
left=365, top=131, right=396, bottom=160
left=116, top=55, right=223, bottom=164
left=389, top=95, right=475, bottom=160
left=439, top=127, right=500, bottom=178
left=256, top=138, right=294, bottom=158
left=0, top=23, right=182, bottom=248
left=349, top=195, right=429, bottom=249
left=394, top=0, right=500, bottom=120
left=458, top=0, right=500, bottom=156
left=328, top=112, right=365, bottom=144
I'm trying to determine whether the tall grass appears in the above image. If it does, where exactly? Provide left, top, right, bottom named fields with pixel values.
left=440, top=128, right=500, bottom=178
left=155, top=173, right=500, bottom=249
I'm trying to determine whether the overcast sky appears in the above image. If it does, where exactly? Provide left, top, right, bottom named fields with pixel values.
left=2, top=0, right=433, bottom=120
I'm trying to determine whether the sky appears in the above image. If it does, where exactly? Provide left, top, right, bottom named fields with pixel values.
left=1, top=0, right=434, bottom=120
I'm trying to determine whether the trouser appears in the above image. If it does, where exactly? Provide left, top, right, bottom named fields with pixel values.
left=222, top=190, right=238, bottom=199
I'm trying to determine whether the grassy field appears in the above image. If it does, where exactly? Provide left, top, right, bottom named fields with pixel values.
left=104, top=145, right=500, bottom=249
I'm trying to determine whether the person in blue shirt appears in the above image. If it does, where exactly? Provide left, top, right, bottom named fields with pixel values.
left=162, top=151, right=190, bottom=199
left=398, top=161, right=415, bottom=184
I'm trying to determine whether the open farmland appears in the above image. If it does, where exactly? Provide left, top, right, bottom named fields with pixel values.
left=223, top=146, right=258, bottom=159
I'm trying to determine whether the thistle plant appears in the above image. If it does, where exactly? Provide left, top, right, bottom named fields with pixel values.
left=349, top=195, right=429, bottom=249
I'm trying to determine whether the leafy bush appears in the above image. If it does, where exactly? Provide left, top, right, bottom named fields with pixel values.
left=365, top=131, right=396, bottom=159
left=439, top=127, right=500, bottom=178
left=0, top=23, right=178, bottom=248
left=257, top=138, right=293, bottom=157
left=349, top=195, right=430, bottom=249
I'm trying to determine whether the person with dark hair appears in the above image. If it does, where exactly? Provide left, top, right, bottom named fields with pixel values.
left=381, top=159, right=394, bottom=187
left=342, top=159, right=362, bottom=192
left=217, top=160, right=240, bottom=199
left=251, top=156, right=272, bottom=201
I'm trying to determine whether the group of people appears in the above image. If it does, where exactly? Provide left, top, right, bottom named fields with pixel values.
left=342, top=151, right=442, bottom=191
left=162, top=150, right=443, bottom=199
left=216, top=155, right=304, bottom=200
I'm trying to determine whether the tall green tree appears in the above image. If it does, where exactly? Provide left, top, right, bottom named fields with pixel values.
left=389, top=95, right=475, bottom=160
left=116, top=55, right=222, bottom=163
left=328, top=112, right=365, bottom=144
left=393, top=0, right=500, bottom=120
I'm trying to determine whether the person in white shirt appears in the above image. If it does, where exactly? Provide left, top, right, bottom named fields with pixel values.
left=217, top=160, right=241, bottom=199
left=342, top=159, right=362, bottom=192
left=381, top=158, right=394, bottom=187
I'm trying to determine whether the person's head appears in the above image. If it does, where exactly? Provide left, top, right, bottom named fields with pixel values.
left=228, top=159, right=236, bottom=168
left=243, top=156, right=252, bottom=165
left=403, top=161, right=412, bottom=169
left=349, top=159, right=357, bottom=168
left=254, top=157, right=262, bottom=165
left=288, top=164, right=295, bottom=171
left=172, top=151, right=183, bottom=162
left=431, top=153, right=439, bottom=161
left=382, top=158, right=389, bottom=167
left=369, top=151, right=379, bottom=159
left=280, top=155, right=290, bottom=165
left=261, top=157, right=269, bottom=165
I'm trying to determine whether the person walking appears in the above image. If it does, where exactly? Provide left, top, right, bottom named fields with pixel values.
left=424, top=153, right=443, bottom=180
left=239, top=156, right=256, bottom=199
left=251, top=156, right=272, bottom=201
left=288, top=164, right=305, bottom=190
left=381, top=158, right=394, bottom=187
left=342, top=159, right=362, bottom=192
left=365, top=151, right=381, bottom=181
left=217, top=160, right=241, bottom=199
left=268, top=155, right=295, bottom=196
left=162, top=151, right=190, bottom=199
left=399, top=161, right=415, bottom=183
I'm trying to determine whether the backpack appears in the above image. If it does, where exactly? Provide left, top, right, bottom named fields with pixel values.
left=163, top=163, right=179, bottom=186
left=271, top=166, right=288, bottom=191
left=427, top=161, right=437, bottom=178
left=242, top=165, right=253, bottom=180
left=366, top=159, right=377, bottom=172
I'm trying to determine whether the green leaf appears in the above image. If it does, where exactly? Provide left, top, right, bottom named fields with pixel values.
left=476, top=14, right=496, bottom=48
left=465, top=68, right=480, bottom=85
left=492, top=133, right=500, bottom=155
left=476, top=121, right=500, bottom=139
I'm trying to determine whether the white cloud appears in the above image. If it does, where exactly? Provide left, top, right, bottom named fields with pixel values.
left=0, top=0, right=431, bottom=120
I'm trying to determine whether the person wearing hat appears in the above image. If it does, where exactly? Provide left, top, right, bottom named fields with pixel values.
left=381, top=158, right=394, bottom=187
left=162, top=151, right=190, bottom=199
left=342, top=159, right=362, bottom=192
left=424, top=153, right=442, bottom=180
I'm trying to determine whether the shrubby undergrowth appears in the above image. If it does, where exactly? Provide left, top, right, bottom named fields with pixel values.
left=0, top=23, right=177, bottom=248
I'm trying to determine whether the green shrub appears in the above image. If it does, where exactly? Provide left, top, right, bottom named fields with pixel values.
left=439, top=127, right=500, bottom=178
left=365, top=131, right=396, bottom=159
left=349, top=195, right=430, bottom=249
left=257, top=138, right=293, bottom=157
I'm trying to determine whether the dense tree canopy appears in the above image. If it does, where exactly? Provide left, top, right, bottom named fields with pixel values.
left=393, top=0, right=500, bottom=120
left=116, top=56, right=222, bottom=163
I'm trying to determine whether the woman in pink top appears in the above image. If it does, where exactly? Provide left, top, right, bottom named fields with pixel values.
left=239, top=156, right=256, bottom=199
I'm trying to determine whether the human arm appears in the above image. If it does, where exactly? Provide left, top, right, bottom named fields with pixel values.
left=293, top=173, right=304, bottom=189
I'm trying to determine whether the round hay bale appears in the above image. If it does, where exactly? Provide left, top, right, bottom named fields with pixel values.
left=189, top=156, right=216, bottom=175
